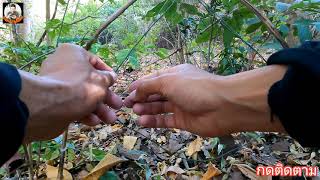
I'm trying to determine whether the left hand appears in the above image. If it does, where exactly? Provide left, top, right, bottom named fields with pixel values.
left=20, top=44, right=123, bottom=142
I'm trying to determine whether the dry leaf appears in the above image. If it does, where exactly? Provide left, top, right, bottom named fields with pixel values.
left=83, top=154, right=125, bottom=180
left=186, top=137, right=203, bottom=157
left=123, top=136, right=138, bottom=150
left=111, top=124, right=123, bottom=131
left=46, top=165, right=72, bottom=180
left=201, top=163, right=221, bottom=180
left=166, top=166, right=185, bottom=174
left=233, top=164, right=271, bottom=180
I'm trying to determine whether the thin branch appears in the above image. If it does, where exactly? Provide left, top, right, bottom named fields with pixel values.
left=72, top=0, right=81, bottom=20
left=19, top=49, right=55, bottom=70
left=114, top=1, right=175, bottom=73
left=66, top=15, right=104, bottom=25
left=198, top=0, right=267, bottom=62
left=57, top=130, right=68, bottom=180
left=36, top=0, right=58, bottom=47
left=56, top=0, right=71, bottom=47
left=85, top=0, right=138, bottom=50
left=239, top=0, right=289, bottom=48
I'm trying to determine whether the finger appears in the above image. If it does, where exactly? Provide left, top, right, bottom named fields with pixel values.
left=123, top=90, right=166, bottom=108
left=134, top=76, right=170, bottom=103
left=81, top=114, right=101, bottom=126
left=129, top=68, right=177, bottom=92
left=105, top=89, right=123, bottom=110
left=147, top=94, right=167, bottom=102
left=89, top=55, right=113, bottom=71
left=133, top=101, right=173, bottom=115
left=137, top=114, right=176, bottom=128
left=123, top=90, right=137, bottom=108
left=94, top=103, right=117, bottom=124
left=96, top=70, right=117, bottom=87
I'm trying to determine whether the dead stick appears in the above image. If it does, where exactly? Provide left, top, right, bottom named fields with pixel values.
left=85, top=0, right=138, bottom=50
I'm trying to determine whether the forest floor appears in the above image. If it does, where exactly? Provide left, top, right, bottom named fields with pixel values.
left=4, top=55, right=319, bottom=180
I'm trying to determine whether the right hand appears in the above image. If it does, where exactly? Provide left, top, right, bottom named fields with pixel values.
left=124, top=64, right=228, bottom=137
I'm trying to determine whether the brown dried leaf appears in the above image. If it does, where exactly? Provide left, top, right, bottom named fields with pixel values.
left=201, top=163, right=222, bottom=180
left=233, top=164, right=271, bottom=180
left=186, top=137, right=203, bottom=157
left=46, top=165, right=72, bottom=180
left=123, top=136, right=138, bottom=150
left=83, top=154, right=125, bottom=180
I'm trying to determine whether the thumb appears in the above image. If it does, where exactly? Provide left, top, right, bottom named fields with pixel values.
left=96, top=70, right=117, bottom=87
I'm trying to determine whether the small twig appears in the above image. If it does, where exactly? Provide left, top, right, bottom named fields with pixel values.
left=23, top=144, right=34, bottom=180
left=56, top=0, right=71, bottom=47
left=19, top=49, right=55, bottom=70
left=57, top=130, right=69, bottom=180
left=35, top=142, right=42, bottom=179
left=85, top=0, right=138, bottom=50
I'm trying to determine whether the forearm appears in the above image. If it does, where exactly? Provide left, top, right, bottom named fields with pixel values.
left=19, top=70, right=70, bottom=119
left=216, top=65, right=288, bottom=133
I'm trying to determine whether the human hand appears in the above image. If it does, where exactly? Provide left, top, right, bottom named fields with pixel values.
left=20, top=44, right=122, bottom=142
left=124, top=64, right=286, bottom=137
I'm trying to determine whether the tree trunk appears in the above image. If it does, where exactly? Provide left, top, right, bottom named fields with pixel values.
left=16, top=0, right=32, bottom=41
left=46, top=0, right=51, bottom=45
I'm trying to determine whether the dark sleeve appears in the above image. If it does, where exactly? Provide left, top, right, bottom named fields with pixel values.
left=0, top=62, right=29, bottom=165
left=267, top=41, right=320, bottom=148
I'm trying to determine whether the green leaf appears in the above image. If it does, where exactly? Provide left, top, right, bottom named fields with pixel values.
left=275, top=2, right=291, bottom=12
left=155, top=48, right=169, bottom=59
left=92, top=148, right=106, bottom=161
left=97, top=46, right=110, bottom=59
left=57, top=0, right=66, bottom=5
left=211, top=138, right=219, bottom=149
left=295, top=19, right=313, bottom=43
left=217, top=144, right=224, bottom=155
left=45, top=19, right=61, bottom=30
left=223, top=28, right=234, bottom=48
left=99, top=171, right=119, bottom=180
left=116, top=49, right=140, bottom=69
left=180, top=3, right=199, bottom=15
left=145, top=0, right=172, bottom=18
left=165, top=1, right=183, bottom=24
left=246, top=22, right=262, bottom=34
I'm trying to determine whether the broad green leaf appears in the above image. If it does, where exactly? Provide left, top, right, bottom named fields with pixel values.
left=180, top=3, right=199, bottom=15
left=165, top=1, right=183, bottom=24
left=116, top=49, right=140, bottom=69
left=97, top=46, right=110, bottom=59
left=275, top=2, right=291, bottom=12
left=92, top=148, right=106, bottom=161
left=45, top=19, right=61, bottom=30
left=295, top=19, right=313, bottom=43
left=246, top=22, right=262, bottom=34
left=155, top=48, right=169, bottom=59
left=57, top=0, right=66, bottom=5
left=223, top=28, right=234, bottom=48
left=145, top=0, right=173, bottom=18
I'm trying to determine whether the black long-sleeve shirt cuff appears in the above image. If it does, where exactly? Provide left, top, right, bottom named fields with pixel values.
left=0, top=62, right=29, bottom=165
left=267, top=41, right=320, bottom=148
